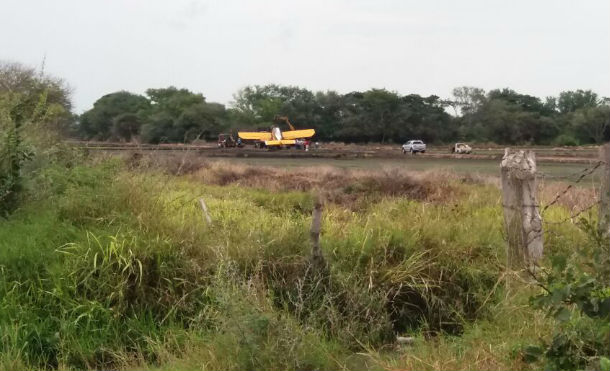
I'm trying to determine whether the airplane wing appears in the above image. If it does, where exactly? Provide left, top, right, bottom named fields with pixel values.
left=238, top=131, right=273, bottom=141
left=281, top=129, right=315, bottom=140
left=265, top=140, right=296, bottom=146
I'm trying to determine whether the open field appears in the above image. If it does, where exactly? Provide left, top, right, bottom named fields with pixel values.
left=74, top=141, right=600, bottom=163
left=205, top=156, right=599, bottom=180
left=1, top=150, right=607, bottom=370
left=99, top=148, right=603, bottom=184
left=77, top=141, right=605, bottom=183
left=3, top=4, right=610, bottom=369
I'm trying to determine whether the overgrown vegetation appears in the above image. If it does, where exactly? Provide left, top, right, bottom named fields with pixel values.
left=1, top=62, right=608, bottom=370
left=0, top=154, right=607, bottom=370
left=0, top=62, right=72, bottom=215
left=525, top=219, right=610, bottom=370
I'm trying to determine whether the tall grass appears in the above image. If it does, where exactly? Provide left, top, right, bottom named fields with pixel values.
left=0, top=158, right=593, bottom=370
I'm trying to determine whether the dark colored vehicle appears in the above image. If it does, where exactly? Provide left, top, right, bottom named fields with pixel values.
left=218, top=133, right=243, bottom=148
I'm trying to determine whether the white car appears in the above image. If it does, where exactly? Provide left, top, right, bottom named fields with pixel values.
left=402, top=140, right=426, bottom=154
left=452, top=142, right=472, bottom=154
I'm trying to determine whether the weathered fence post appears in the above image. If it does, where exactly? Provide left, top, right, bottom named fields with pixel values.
left=599, top=143, right=610, bottom=237
left=310, top=195, right=326, bottom=269
left=501, top=149, right=543, bottom=270
left=199, top=197, right=212, bottom=225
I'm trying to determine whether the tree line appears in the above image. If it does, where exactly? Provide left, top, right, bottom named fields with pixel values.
left=76, top=84, right=610, bottom=145
left=3, top=61, right=608, bottom=145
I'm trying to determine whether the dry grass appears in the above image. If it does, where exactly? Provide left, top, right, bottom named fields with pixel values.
left=539, top=180, right=599, bottom=213
left=190, top=161, right=474, bottom=205
left=124, top=151, right=497, bottom=206
left=118, top=151, right=599, bottom=214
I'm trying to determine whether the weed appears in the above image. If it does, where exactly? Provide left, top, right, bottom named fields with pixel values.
left=0, top=157, right=596, bottom=370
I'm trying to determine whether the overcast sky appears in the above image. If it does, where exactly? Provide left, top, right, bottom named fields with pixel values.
left=1, top=0, right=609, bottom=112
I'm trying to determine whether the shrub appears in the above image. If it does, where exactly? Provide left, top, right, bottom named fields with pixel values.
left=525, top=218, right=610, bottom=370
left=552, top=134, right=580, bottom=147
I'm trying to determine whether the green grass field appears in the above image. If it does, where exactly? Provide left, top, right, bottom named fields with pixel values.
left=0, top=156, right=607, bottom=370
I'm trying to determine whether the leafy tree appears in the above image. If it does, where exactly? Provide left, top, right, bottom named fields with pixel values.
left=231, top=84, right=316, bottom=128
left=140, top=87, right=226, bottom=143
left=176, top=102, right=226, bottom=141
left=276, top=88, right=318, bottom=131
left=77, top=82, right=609, bottom=146
left=400, top=94, right=454, bottom=143
left=336, top=89, right=402, bottom=143
left=146, top=87, right=205, bottom=118
left=488, top=88, right=554, bottom=116
left=452, top=86, right=486, bottom=115
left=0, top=62, right=72, bottom=114
left=140, top=111, right=174, bottom=143
left=231, top=85, right=283, bottom=125
left=544, top=96, right=558, bottom=113
left=457, top=88, right=560, bottom=144
left=558, top=90, right=600, bottom=114
left=79, top=91, right=149, bottom=140
left=569, top=106, right=610, bottom=144
left=111, top=113, right=143, bottom=142
left=1, top=62, right=73, bottom=137
left=312, top=90, right=343, bottom=140
left=0, top=62, right=72, bottom=214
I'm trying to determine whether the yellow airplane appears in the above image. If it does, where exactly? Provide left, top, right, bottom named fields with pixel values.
left=238, top=116, right=315, bottom=147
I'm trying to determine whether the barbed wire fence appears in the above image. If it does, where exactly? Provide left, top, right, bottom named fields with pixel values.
left=500, top=144, right=609, bottom=271
left=538, top=160, right=603, bottom=225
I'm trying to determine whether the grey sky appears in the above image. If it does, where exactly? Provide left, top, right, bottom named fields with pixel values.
left=2, top=0, right=609, bottom=112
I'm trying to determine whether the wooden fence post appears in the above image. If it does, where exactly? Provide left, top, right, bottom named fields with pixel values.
left=599, top=143, right=610, bottom=237
left=199, top=197, right=212, bottom=225
left=501, top=149, right=543, bottom=270
left=310, top=195, right=326, bottom=269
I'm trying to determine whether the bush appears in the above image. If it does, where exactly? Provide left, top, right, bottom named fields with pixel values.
left=525, top=218, right=610, bottom=370
left=0, top=104, right=31, bottom=215
left=0, top=159, right=529, bottom=369
left=552, top=134, right=580, bottom=146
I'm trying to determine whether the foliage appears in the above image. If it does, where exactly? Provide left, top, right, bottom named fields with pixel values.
left=79, top=91, right=150, bottom=140
left=0, top=103, right=30, bottom=215
left=111, top=112, right=143, bottom=142
left=0, top=157, right=520, bottom=369
left=229, top=85, right=454, bottom=143
left=77, top=83, right=610, bottom=145
left=456, top=89, right=558, bottom=144
left=558, top=90, right=600, bottom=114
left=568, top=105, right=610, bottom=144
left=0, top=62, right=72, bottom=116
left=4, top=151, right=604, bottom=370
left=452, top=86, right=486, bottom=115
left=140, top=87, right=228, bottom=143
left=79, top=87, right=228, bottom=143
left=0, top=62, right=72, bottom=215
left=525, top=219, right=610, bottom=370
left=230, top=84, right=314, bottom=125
left=552, top=134, right=580, bottom=146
